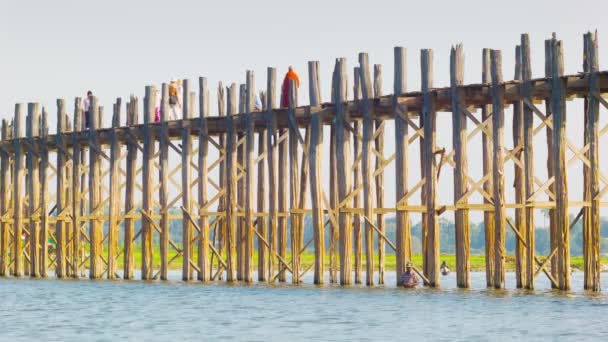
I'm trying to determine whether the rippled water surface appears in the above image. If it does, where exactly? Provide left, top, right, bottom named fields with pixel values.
left=1, top=272, right=607, bottom=341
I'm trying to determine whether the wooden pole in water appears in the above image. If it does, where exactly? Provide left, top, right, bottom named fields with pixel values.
left=421, top=49, right=439, bottom=287
left=198, top=77, right=211, bottom=282
left=308, top=60, right=324, bottom=285
left=265, top=69, right=277, bottom=281
left=394, top=46, right=411, bottom=285
left=71, top=98, right=83, bottom=278
left=108, top=98, right=121, bottom=279
left=287, top=79, right=301, bottom=284
left=12, top=103, right=24, bottom=277
left=88, top=98, right=103, bottom=279
left=217, top=82, right=226, bottom=280
left=244, top=71, right=255, bottom=283
left=450, top=44, right=470, bottom=288
left=142, top=86, right=156, bottom=280
left=583, top=31, right=600, bottom=291
left=277, top=89, right=288, bottom=283
left=373, top=63, right=385, bottom=285
left=0, top=120, right=9, bottom=277
left=257, top=97, right=268, bottom=282
left=123, top=96, right=138, bottom=279
left=56, top=99, right=69, bottom=278
left=353, top=67, right=362, bottom=284
left=329, top=62, right=339, bottom=284
left=481, top=49, right=495, bottom=287
left=237, top=84, right=246, bottom=281
left=181, top=81, right=193, bottom=281
left=550, top=39, right=570, bottom=291
left=520, top=34, right=535, bottom=290
left=159, top=84, right=169, bottom=280
left=490, top=50, right=506, bottom=289
left=40, top=110, right=49, bottom=277
left=334, top=58, right=353, bottom=285
left=544, top=39, right=557, bottom=286
left=225, top=83, right=237, bottom=281
left=513, top=45, right=527, bottom=288
left=359, top=53, right=376, bottom=286
left=27, top=103, right=41, bottom=278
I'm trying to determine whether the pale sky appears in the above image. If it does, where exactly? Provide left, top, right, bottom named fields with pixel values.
left=1, top=0, right=607, bottom=223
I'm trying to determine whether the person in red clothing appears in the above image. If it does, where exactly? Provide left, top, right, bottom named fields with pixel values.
left=280, top=66, right=300, bottom=108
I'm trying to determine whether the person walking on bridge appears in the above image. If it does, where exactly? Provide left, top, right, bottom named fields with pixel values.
left=280, top=66, right=300, bottom=108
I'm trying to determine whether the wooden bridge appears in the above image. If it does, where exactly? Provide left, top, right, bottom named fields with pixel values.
left=0, top=32, right=606, bottom=291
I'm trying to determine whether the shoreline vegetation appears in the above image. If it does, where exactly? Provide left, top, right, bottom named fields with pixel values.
left=116, top=248, right=607, bottom=272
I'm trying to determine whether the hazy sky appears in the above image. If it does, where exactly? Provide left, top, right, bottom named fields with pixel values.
left=1, top=0, right=607, bottom=222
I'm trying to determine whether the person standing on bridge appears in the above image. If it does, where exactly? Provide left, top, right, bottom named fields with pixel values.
left=401, top=262, right=419, bottom=288
left=280, top=66, right=300, bottom=108
left=168, top=78, right=181, bottom=120
left=83, top=90, right=93, bottom=129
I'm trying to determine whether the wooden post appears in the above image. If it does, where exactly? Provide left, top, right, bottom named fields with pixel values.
left=0, top=120, right=9, bottom=277
left=544, top=39, right=557, bottom=286
left=490, top=50, right=506, bottom=289
left=237, top=84, right=246, bottom=281
left=550, top=39, right=570, bottom=291
left=88, top=98, right=102, bottom=279
left=308, top=60, right=324, bottom=284
left=225, top=83, right=237, bottom=281
left=513, top=45, right=527, bottom=288
left=56, top=99, right=69, bottom=278
left=12, top=103, right=24, bottom=277
left=181, top=81, right=192, bottom=281
left=198, top=77, right=211, bottom=282
left=450, top=44, right=470, bottom=288
left=257, top=105, right=268, bottom=281
left=394, top=46, right=411, bottom=285
left=373, top=63, right=385, bottom=285
left=353, top=67, right=363, bottom=284
left=329, top=61, right=340, bottom=284
left=158, top=85, right=169, bottom=280
left=244, top=71, right=255, bottom=283
left=124, top=96, right=138, bottom=279
left=142, top=87, right=156, bottom=280
left=481, top=49, right=495, bottom=287
left=287, top=79, right=301, bottom=284
left=421, top=49, right=439, bottom=287
left=217, top=82, right=226, bottom=280
left=108, top=98, right=121, bottom=279
left=359, top=53, right=376, bottom=286
left=521, top=34, right=535, bottom=290
left=335, top=57, right=353, bottom=285
left=39, top=109, right=49, bottom=277
left=27, top=103, right=41, bottom=277
left=71, top=98, right=83, bottom=278
left=583, top=31, right=600, bottom=291
left=265, top=69, right=278, bottom=281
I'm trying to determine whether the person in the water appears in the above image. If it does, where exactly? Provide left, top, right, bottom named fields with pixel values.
left=440, top=261, right=450, bottom=276
left=400, top=262, right=419, bottom=288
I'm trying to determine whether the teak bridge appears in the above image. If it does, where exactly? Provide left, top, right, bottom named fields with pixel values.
left=0, top=32, right=606, bottom=291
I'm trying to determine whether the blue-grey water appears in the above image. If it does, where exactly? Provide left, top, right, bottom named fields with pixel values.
left=1, top=272, right=607, bottom=341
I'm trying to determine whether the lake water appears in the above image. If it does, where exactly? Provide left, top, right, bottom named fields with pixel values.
left=1, top=272, right=607, bottom=341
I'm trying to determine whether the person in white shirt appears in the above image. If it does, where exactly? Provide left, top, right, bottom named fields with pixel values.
left=83, top=90, right=93, bottom=129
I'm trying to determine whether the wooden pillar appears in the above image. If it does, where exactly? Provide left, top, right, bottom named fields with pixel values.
left=550, top=39, right=570, bottom=291
left=27, top=103, right=41, bottom=277
left=244, top=71, right=255, bottom=283
left=394, top=47, right=411, bottom=285
left=158, top=85, right=169, bottom=280
left=257, top=107, right=268, bottom=281
left=334, top=57, right=352, bottom=285
left=0, top=120, right=9, bottom=277
left=56, top=99, right=69, bottom=278
left=583, top=31, right=600, bottom=291
left=225, top=83, right=238, bottom=281
left=198, top=77, right=211, bottom=282
left=265, top=69, right=277, bottom=281
left=521, top=34, right=535, bottom=290
left=373, top=64, right=385, bottom=285
left=142, top=87, right=156, bottom=280
left=544, top=39, right=557, bottom=286
left=287, top=79, right=301, bottom=284
left=513, top=45, right=527, bottom=288
left=490, top=50, right=506, bottom=289
left=123, top=96, right=138, bottom=279
left=237, top=84, right=246, bottom=281
left=421, top=49, right=439, bottom=287
left=217, top=82, right=227, bottom=280
left=88, top=98, right=102, bottom=279
left=353, top=68, right=363, bottom=284
left=108, top=98, right=121, bottom=279
left=329, top=63, right=340, bottom=284
left=39, top=110, right=49, bottom=277
left=70, top=98, right=82, bottom=278
left=277, top=106, right=288, bottom=282
left=11, top=103, right=24, bottom=277
left=481, top=49, right=495, bottom=287
left=359, top=53, right=376, bottom=286
left=450, top=44, right=470, bottom=288
left=308, top=60, right=325, bottom=284
left=181, top=81, right=192, bottom=281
